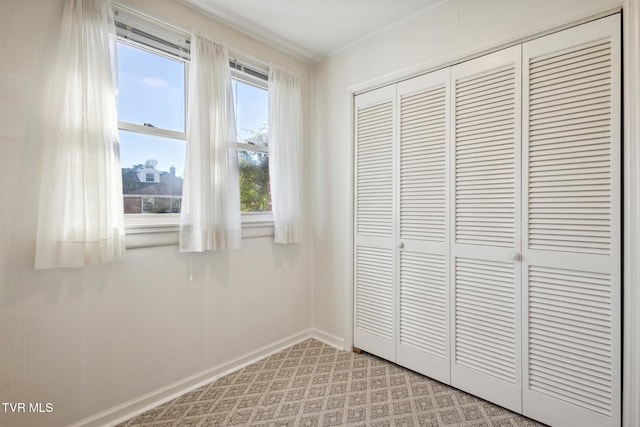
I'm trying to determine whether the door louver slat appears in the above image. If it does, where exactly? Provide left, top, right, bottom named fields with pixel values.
left=455, top=257, right=516, bottom=383
left=528, top=41, right=612, bottom=255
left=528, top=265, right=613, bottom=416
left=356, top=247, right=393, bottom=339
left=400, top=252, right=447, bottom=358
left=455, top=65, right=516, bottom=247
left=357, top=100, right=394, bottom=237
left=400, top=85, right=447, bottom=241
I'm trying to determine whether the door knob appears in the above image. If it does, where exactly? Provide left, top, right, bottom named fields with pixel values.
left=397, top=242, right=405, bottom=249
left=509, top=252, right=521, bottom=261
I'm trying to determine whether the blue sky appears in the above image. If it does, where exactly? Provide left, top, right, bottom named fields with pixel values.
left=117, top=42, right=268, bottom=178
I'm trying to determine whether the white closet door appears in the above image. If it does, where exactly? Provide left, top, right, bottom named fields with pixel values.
left=354, top=85, right=397, bottom=361
left=450, top=46, right=522, bottom=412
left=396, top=69, right=450, bottom=383
left=522, top=15, right=621, bottom=427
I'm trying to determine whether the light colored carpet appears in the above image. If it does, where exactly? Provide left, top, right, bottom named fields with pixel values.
left=118, top=338, right=545, bottom=426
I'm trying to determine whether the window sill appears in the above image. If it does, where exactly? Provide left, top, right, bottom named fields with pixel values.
left=124, top=214, right=275, bottom=249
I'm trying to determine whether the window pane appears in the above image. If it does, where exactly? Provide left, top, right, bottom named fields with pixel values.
left=238, top=150, right=270, bottom=213
left=232, top=79, right=268, bottom=146
left=233, top=78, right=270, bottom=213
left=119, top=130, right=184, bottom=214
left=117, top=42, right=185, bottom=133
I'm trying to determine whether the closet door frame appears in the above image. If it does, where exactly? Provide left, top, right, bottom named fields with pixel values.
left=349, top=9, right=634, bottom=427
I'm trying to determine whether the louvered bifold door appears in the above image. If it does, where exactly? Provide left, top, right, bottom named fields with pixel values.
left=354, top=85, right=397, bottom=362
left=395, top=69, right=450, bottom=384
left=522, top=15, right=621, bottom=427
left=450, top=46, right=522, bottom=412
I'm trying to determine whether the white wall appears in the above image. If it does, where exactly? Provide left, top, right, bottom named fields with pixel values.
left=0, top=1, right=313, bottom=426
left=310, top=0, right=622, bottom=345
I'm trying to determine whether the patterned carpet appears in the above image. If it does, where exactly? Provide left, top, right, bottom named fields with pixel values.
left=118, top=339, right=545, bottom=426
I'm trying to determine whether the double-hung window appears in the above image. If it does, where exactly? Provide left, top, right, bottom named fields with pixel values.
left=115, top=9, right=272, bottom=229
left=231, top=64, right=271, bottom=214
left=115, top=11, right=188, bottom=217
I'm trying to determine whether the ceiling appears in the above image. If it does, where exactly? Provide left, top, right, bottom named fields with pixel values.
left=179, top=0, right=443, bottom=62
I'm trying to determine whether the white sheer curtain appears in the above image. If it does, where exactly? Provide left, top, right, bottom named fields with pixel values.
left=180, top=33, right=241, bottom=252
left=268, top=65, right=303, bottom=244
left=35, top=0, right=124, bottom=269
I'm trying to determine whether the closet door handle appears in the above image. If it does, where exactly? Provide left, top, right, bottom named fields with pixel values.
left=509, top=252, right=521, bottom=262
left=397, top=242, right=405, bottom=249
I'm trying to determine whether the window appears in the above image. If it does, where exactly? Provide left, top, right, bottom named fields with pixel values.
left=143, top=197, right=154, bottom=213
left=117, top=39, right=187, bottom=215
left=232, top=70, right=271, bottom=213
left=115, top=9, right=273, bottom=224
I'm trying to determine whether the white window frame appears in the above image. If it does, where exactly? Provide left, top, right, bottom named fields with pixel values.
left=116, top=36, right=188, bottom=231
left=114, top=6, right=274, bottom=247
left=231, top=66, right=273, bottom=224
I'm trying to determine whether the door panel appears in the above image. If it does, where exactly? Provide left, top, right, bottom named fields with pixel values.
left=522, top=15, right=621, bottom=427
left=450, top=46, right=522, bottom=412
left=396, top=69, right=451, bottom=383
left=354, top=85, right=396, bottom=361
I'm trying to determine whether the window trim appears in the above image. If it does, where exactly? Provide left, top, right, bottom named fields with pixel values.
left=124, top=212, right=275, bottom=249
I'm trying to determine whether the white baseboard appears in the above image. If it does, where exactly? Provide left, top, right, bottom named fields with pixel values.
left=72, top=329, right=316, bottom=427
left=309, top=328, right=346, bottom=351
